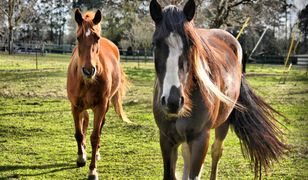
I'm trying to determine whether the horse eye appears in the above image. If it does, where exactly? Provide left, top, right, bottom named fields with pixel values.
left=179, top=56, right=184, bottom=69
left=93, top=34, right=100, bottom=42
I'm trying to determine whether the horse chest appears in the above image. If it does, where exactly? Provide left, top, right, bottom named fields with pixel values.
left=74, top=84, right=105, bottom=109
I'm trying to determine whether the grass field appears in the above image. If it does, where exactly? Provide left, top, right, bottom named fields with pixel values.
left=0, top=53, right=307, bottom=179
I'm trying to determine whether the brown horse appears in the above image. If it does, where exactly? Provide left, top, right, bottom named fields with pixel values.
left=150, top=0, right=287, bottom=179
left=67, top=9, right=130, bottom=180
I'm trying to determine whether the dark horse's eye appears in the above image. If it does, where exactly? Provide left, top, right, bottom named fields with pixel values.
left=77, top=36, right=81, bottom=42
left=93, top=33, right=100, bottom=43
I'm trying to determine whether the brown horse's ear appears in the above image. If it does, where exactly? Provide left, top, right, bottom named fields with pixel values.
left=183, top=0, right=196, bottom=22
left=150, top=0, right=162, bottom=24
left=92, top=10, right=102, bottom=25
left=75, top=9, right=83, bottom=26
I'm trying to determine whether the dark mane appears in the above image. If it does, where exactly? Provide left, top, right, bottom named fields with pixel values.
left=153, top=6, right=190, bottom=50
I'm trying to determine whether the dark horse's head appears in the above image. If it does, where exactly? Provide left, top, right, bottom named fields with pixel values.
left=75, top=9, right=102, bottom=80
left=150, top=0, right=196, bottom=115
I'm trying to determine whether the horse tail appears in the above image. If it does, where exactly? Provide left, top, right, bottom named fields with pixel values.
left=112, top=68, right=132, bottom=124
left=229, top=75, right=288, bottom=178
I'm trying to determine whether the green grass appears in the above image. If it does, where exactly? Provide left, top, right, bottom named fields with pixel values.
left=0, top=53, right=307, bottom=179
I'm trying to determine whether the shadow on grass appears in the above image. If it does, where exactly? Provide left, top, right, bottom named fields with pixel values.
left=0, top=110, right=70, bottom=117
left=0, top=163, right=77, bottom=179
left=0, top=69, right=65, bottom=82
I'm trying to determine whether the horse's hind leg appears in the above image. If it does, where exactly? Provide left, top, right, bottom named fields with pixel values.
left=210, top=121, right=229, bottom=180
left=72, top=107, right=87, bottom=167
left=95, top=117, right=106, bottom=161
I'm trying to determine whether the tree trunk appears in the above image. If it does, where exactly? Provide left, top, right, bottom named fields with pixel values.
left=8, top=0, right=14, bottom=54
left=8, top=26, right=13, bottom=54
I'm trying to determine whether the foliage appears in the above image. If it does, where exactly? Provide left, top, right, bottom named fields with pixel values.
left=298, top=5, right=308, bottom=37
left=0, top=53, right=307, bottom=179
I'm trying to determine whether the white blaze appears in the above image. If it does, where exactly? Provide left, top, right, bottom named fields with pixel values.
left=85, top=28, right=91, bottom=37
left=162, top=32, right=183, bottom=100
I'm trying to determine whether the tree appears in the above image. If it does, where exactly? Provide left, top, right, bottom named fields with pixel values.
left=298, top=5, right=308, bottom=42
left=37, top=0, right=71, bottom=44
left=0, top=0, right=37, bottom=54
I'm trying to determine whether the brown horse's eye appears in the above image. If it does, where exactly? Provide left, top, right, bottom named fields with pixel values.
left=93, top=34, right=100, bottom=43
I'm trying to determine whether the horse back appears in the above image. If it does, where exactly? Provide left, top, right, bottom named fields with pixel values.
left=197, top=28, right=243, bottom=128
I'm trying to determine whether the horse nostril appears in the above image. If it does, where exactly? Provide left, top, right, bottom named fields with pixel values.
left=82, top=67, right=89, bottom=76
left=91, top=67, right=96, bottom=76
left=82, top=67, right=95, bottom=77
left=161, top=96, right=166, bottom=106
left=180, top=96, right=184, bottom=106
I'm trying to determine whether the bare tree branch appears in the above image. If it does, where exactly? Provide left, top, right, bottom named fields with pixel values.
left=0, top=5, right=8, bottom=17
left=229, top=0, right=253, bottom=9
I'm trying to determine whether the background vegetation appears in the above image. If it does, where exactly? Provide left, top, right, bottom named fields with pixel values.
left=0, top=53, right=307, bottom=179
left=0, top=0, right=307, bottom=54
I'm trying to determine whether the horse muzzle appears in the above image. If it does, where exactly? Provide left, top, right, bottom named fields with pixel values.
left=161, top=86, right=184, bottom=114
left=81, top=66, right=96, bottom=79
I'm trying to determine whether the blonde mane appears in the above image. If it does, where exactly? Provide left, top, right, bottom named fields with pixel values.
left=184, top=21, right=240, bottom=118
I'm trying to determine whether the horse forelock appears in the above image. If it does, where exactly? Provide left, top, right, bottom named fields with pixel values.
left=153, top=5, right=189, bottom=45
left=76, top=11, right=101, bottom=37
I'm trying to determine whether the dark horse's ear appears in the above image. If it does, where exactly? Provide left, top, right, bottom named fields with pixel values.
left=92, top=10, right=102, bottom=25
left=75, top=9, right=83, bottom=26
left=183, top=0, right=196, bottom=22
left=150, top=0, right=162, bottom=24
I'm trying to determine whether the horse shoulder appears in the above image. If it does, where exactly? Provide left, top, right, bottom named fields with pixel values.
left=99, top=38, right=120, bottom=61
left=98, top=38, right=121, bottom=95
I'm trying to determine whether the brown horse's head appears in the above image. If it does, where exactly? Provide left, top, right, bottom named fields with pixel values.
left=75, top=9, right=102, bottom=80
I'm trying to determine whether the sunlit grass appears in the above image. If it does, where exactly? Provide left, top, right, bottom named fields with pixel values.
left=0, top=53, right=307, bottom=179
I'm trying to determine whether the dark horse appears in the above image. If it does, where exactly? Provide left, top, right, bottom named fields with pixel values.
left=150, top=0, right=287, bottom=179
left=67, top=9, right=130, bottom=180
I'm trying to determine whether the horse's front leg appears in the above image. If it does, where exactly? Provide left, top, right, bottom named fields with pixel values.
left=88, top=100, right=109, bottom=180
left=72, top=106, right=87, bottom=167
left=160, top=132, right=178, bottom=180
left=188, top=130, right=210, bottom=180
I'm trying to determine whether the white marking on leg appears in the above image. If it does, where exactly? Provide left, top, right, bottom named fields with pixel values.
left=88, top=168, right=97, bottom=176
left=77, top=153, right=87, bottom=164
left=96, top=151, right=101, bottom=161
left=77, top=146, right=86, bottom=164
left=85, top=28, right=91, bottom=37
left=161, top=32, right=183, bottom=101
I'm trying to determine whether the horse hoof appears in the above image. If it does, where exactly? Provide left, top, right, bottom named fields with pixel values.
left=88, top=174, right=98, bottom=180
left=76, top=161, right=86, bottom=167
left=76, top=153, right=87, bottom=167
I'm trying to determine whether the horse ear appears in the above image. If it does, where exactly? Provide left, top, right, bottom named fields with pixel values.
left=150, top=0, right=162, bottom=24
left=183, top=0, right=196, bottom=21
left=75, top=9, right=83, bottom=26
left=92, top=10, right=102, bottom=25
